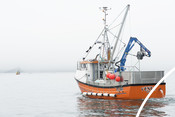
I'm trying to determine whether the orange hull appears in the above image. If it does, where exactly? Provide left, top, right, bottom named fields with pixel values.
left=76, top=80, right=166, bottom=100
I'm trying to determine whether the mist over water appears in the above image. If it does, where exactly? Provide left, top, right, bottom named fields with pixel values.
left=0, top=72, right=174, bottom=117
left=0, top=0, right=174, bottom=116
left=0, top=0, right=175, bottom=73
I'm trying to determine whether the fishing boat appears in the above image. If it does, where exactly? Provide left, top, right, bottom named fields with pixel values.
left=16, top=70, right=20, bottom=75
left=75, top=5, right=166, bottom=100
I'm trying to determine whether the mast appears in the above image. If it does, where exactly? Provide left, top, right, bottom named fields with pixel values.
left=100, top=7, right=111, bottom=60
left=110, top=4, right=130, bottom=62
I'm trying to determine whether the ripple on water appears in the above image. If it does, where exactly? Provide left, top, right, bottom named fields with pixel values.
left=77, top=95, right=175, bottom=117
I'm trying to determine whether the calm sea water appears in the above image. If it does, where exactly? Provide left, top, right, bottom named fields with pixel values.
left=0, top=72, right=174, bottom=117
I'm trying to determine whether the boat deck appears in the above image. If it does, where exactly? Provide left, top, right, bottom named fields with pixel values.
left=75, top=70, right=165, bottom=87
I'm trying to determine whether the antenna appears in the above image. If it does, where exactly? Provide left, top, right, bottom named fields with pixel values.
left=99, top=7, right=111, bottom=27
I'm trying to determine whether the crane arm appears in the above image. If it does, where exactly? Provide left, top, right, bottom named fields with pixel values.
left=119, top=37, right=151, bottom=71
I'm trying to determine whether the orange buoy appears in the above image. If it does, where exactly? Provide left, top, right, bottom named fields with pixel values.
left=109, top=74, right=115, bottom=80
left=115, top=76, right=123, bottom=82
left=106, top=73, right=111, bottom=78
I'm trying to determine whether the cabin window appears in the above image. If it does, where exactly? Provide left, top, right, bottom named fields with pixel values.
left=100, top=71, right=103, bottom=79
left=83, top=64, right=87, bottom=68
left=81, top=64, right=87, bottom=70
left=77, top=62, right=81, bottom=70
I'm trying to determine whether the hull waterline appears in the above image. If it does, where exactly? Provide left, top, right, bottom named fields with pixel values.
left=76, top=79, right=166, bottom=100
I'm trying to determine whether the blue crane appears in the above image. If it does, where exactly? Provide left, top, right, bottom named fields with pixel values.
left=116, top=37, right=151, bottom=71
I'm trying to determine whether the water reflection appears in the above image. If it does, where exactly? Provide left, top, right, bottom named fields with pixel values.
left=77, top=96, right=168, bottom=117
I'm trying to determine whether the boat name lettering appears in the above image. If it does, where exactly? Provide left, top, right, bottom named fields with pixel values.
left=141, top=86, right=153, bottom=93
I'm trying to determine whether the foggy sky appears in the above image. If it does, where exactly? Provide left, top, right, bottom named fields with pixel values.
left=0, top=0, right=175, bottom=72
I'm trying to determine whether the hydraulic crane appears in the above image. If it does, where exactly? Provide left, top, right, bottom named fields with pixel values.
left=117, top=37, right=151, bottom=71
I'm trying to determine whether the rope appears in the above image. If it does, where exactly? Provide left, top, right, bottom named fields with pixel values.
left=127, top=53, right=136, bottom=56
left=109, top=23, right=122, bottom=30
left=108, top=6, right=128, bottom=28
left=77, top=74, right=87, bottom=81
left=113, top=45, right=125, bottom=62
left=83, top=29, right=104, bottom=60
left=108, top=30, right=126, bottom=46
